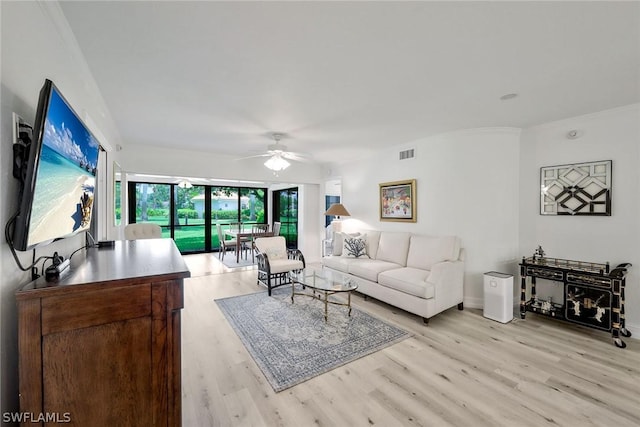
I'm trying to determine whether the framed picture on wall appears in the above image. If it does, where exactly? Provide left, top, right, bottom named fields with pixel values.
left=379, top=179, right=416, bottom=222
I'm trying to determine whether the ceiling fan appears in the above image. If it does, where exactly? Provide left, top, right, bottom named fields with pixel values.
left=239, top=133, right=312, bottom=171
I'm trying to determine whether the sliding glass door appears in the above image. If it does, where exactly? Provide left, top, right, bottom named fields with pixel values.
left=128, top=182, right=172, bottom=236
left=174, top=184, right=207, bottom=252
left=273, top=187, right=298, bottom=249
left=129, top=182, right=267, bottom=254
left=210, top=187, right=266, bottom=252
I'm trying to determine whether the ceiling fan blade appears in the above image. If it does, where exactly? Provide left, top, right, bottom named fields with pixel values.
left=235, top=153, right=271, bottom=161
left=283, top=152, right=313, bottom=162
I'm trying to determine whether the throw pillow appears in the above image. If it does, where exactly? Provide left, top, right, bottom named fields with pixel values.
left=342, top=237, right=368, bottom=258
left=332, top=231, right=360, bottom=256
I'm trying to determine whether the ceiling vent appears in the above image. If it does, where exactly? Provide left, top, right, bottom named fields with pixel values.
left=399, top=148, right=415, bottom=160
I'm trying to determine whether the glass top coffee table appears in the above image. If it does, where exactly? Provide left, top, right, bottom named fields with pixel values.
left=289, top=268, right=358, bottom=321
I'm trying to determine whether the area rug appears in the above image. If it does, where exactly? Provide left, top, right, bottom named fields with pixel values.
left=215, top=286, right=411, bottom=392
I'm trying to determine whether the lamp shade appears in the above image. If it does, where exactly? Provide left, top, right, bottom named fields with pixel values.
left=324, top=203, right=351, bottom=217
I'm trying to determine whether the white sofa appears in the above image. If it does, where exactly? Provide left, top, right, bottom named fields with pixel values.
left=322, top=231, right=464, bottom=323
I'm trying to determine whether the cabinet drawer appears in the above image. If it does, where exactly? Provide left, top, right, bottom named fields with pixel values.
left=42, top=284, right=151, bottom=335
left=566, top=272, right=611, bottom=288
left=526, top=266, right=564, bottom=281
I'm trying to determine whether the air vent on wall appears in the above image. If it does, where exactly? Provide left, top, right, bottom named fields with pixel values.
left=399, top=148, right=415, bottom=160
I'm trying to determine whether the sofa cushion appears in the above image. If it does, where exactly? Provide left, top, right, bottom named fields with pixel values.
left=375, top=232, right=411, bottom=266
left=342, top=236, right=368, bottom=258
left=378, top=267, right=435, bottom=299
left=360, top=230, right=381, bottom=259
left=348, top=259, right=401, bottom=282
left=322, top=256, right=357, bottom=273
left=406, top=235, right=460, bottom=270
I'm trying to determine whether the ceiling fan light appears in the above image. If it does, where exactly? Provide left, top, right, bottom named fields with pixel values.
left=264, top=155, right=290, bottom=171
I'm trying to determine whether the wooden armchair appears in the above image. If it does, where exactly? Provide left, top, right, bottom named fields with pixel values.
left=254, top=236, right=305, bottom=295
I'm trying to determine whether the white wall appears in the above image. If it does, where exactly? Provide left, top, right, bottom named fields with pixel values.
left=0, top=1, right=122, bottom=416
left=333, top=128, right=522, bottom=309
left=519, top=104, right=640, bottom=334
left=298, top=184, right=321, bottom=263
left=332, top=107, right=640, bottom=336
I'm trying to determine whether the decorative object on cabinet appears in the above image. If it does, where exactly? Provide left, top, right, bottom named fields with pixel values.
left=540, top=160, right=611, bottom=216
left=519, top=255, right=631, bottom=348
left=379, top=179, right=416, bottom=222
left=533, top=245, right=546, bottom=264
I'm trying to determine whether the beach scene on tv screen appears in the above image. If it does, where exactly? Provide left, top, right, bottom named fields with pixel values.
left=27, top=87, right=99, bottom=247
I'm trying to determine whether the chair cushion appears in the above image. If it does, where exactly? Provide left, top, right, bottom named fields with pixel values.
left=406, top=235, right=460, bottom=270
left=269, top=259, right=304, bottom=274
left=375, top=232, right=411, bottom=266
left=378, top=267, right=435, bottom=299
left=348, top=259, right=402, bottom=282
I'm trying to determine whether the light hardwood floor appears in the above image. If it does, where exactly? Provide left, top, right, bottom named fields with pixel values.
left=182, top=253, right=640, bottom=427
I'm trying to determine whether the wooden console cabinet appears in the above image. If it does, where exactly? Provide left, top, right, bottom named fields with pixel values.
left=519, top=256, right=631, bottom=348
left=16, top=239, right=190, bottom=426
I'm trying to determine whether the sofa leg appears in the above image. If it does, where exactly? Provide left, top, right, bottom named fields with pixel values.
left=422, top=317, right=429, bottom=324
left=458, top=302, right=464, bottom=310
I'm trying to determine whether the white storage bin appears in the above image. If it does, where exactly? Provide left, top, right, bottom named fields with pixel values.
left=483, top=271, right=514, bottom=323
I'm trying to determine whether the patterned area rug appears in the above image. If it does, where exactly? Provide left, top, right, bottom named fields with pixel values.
left=215, top=286, right=411, bottom=392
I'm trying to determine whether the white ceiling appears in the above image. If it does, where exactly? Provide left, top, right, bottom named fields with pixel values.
left=59, top=1, right=640, bottom=165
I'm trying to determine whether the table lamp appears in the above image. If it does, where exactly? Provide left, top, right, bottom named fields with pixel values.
left=324, top=203, right=351, bottom=232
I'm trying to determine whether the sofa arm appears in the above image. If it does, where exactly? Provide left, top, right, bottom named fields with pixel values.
left=427, top=260, right=464, bottom=314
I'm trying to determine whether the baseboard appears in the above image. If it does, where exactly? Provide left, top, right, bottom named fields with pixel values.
left=625, top=322, right=640, bottom=340
left=464, top=296, right=483, bottom=310
left=466, top=296, right=640, bottom=341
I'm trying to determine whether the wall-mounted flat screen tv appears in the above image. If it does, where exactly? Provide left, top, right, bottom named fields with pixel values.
left=12, top=79, right=101, bottom=251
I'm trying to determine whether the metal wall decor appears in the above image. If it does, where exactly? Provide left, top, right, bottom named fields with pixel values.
left=540, top=160, right=611, bottom=216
